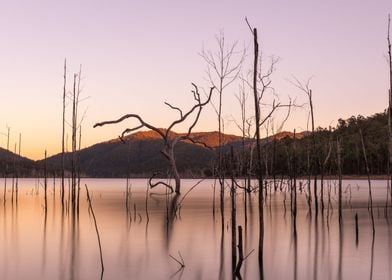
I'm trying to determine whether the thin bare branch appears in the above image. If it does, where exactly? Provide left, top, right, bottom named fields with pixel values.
left=164, top=102, right=183, bottom=119
left=290, top=76, right=314, bottom=97
left=148, top=172, right=174, bottom=194
left=169, top=85, right=214, bottom=138
left=245, top=17, right=253, bottom=33
left=94, top=114, right=166, bottom=139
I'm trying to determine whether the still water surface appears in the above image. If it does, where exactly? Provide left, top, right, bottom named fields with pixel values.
left=0, top=178, right=391, bottom=280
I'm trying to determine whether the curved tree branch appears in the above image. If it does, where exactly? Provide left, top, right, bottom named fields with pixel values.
left=164, top=102, right=183, bottom=119
left=94, top=113, right=166, bottom=139
left=167, top=85, right=214, bottom=138
left=148, top=172, right=174, bottom=194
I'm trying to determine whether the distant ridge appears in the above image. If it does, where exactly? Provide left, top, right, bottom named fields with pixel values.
left=38, top=129, right=302, bottom=177
left=108, top=130, right=245, bottom=147
left=0, top=129, right=306, bottom=177
left=270, top=131, right=308, bottom=140
left=0, top=147, right=37, bottom=176
left=3, top=110, right=389, bottom=178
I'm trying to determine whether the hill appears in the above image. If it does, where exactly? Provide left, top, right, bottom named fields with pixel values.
left=0, top=147, right=37, bottom=176
left=11, top=109, right=388, bottom=179
left=42, top=131, right=244, bottom=177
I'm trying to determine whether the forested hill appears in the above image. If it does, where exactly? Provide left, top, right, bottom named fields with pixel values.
left=0, top=147, right=37, bottom=176
left=0, top=111, right=389, bottom=177
left=263, top=112, right=389, bottom=177
left=40, top=131, right=246, bottom=177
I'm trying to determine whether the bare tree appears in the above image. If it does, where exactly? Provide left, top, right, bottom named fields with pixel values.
left=94, top=84, right=214, bottom=194
left=292, top=77, right=318, bottom=214
left=71, top=70, right=80, bottom=211
left=266, top=105, right=292, bottom=191
left=6, top=125, right=10, bottom=151
left=200, top=32, right=245, bottom=230
left=231, top=81, right=252, bottom=225
left=60, top=63, right=87, bottom=212
left=44, top=150, right=48, bottom=212
left=61, top=59, right=66, bottom=207
left=245, top=19, right=292, bottom=277
left=358, top=126, right=375, bottom=233
left=18, top=133, right=21, bottom=156
left=337, top=137, right=343, bottom=225
left=320, top=128, right=333, bottom=212
left=232, top=80, right=250, bottom=179
left=200, top=32, right=245, bottom=168
left=246, top=18, right=265, bottom=279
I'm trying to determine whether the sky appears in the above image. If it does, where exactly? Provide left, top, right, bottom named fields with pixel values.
left=0, top=0, right=391, bottom=160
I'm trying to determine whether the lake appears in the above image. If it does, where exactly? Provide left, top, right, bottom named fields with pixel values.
left=0, top=178, right=391, bottom=279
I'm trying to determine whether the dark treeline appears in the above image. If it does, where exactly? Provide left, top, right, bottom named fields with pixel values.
left=221, top=111, right=389, bottom=178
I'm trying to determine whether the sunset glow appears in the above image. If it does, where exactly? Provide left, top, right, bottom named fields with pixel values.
left=0, top=0, right=391, bottom=160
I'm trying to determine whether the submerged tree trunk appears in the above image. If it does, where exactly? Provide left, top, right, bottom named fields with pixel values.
left=169, top=145, right=181, bottom=194
left=246, top=20, right=264, bottom=279
left=292, top=129, right=297, bottom=219
left=321, top=133, right=332, bottom=213
left=61, top=59, right=66, bottom=208
left=230, top=147, right=237, bottom=275
left=337, top=138, right=343, bottom=225
left=71, top=73, right=77, bottom=211
left=359, top=127, right=375, bottom=233
left=308, top=90, right=319, bottom=216
left=387, top=15, right=392, bottom=205
left=44, top=150, right=48, bottom=212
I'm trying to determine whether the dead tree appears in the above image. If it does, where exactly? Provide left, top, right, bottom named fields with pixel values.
left=6, top=126, right=10, bottom=151
left=61, top=59, right=66, bottom=207
left=64, top=64, right=87, bottom=212
left=230, top=147, right=237, bottom=275
left=200, top=32, right=245, bottom=231
left=94, top=84, right=214, bottom=194
left=232, top=80, right=250, bottom=182
left=70, top=68, right=83, bottom=211
left=247, top=19, right=265, bottom=279
left=292, top=129, right=297, bottom=223
left=337, top=138, right=343, bottom=225
left=292, top=77, right=317, bottom=214
left=232, top=81, right=252, bottom=225
left=18, top=133, right=21, bottom=156
left=200, top=32, right=245, bottom=176
left=358, top=126, right=375, bottom=233
left=320, top=129, right=333, bottom=212
left=71, top=73, right=78, bottom=210
left=44, top=150, right=48, bottom=212
left=269, top=105, right=292, bottom=190
left=246, top=19, right=292, bottom=277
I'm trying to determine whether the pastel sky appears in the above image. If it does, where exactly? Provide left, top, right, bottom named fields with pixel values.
left=0, top=0, right=391, bottom=160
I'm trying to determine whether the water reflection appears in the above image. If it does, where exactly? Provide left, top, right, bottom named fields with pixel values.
left=0, top=178, right=391, bottom=279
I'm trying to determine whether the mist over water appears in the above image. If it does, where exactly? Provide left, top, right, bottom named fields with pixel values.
left=0, top=178, right=391, bottom=280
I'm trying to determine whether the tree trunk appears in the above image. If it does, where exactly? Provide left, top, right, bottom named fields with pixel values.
left=249, top=24, right=264, bottom=279
left=61, top=59, right=66, bottom=207
left=337, top=138, right=343, bottom=225
left=167, top=144, right=181, bottom=194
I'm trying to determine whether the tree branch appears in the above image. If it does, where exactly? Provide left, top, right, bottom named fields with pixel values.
left=94, top=114, right=166, bottom=139
left=164, top=102, right=183, bottom=119
left=148, top=172, right=174, bottom=194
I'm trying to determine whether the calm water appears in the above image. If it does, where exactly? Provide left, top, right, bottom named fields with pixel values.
left=0, top=178, right=391, bottom=280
